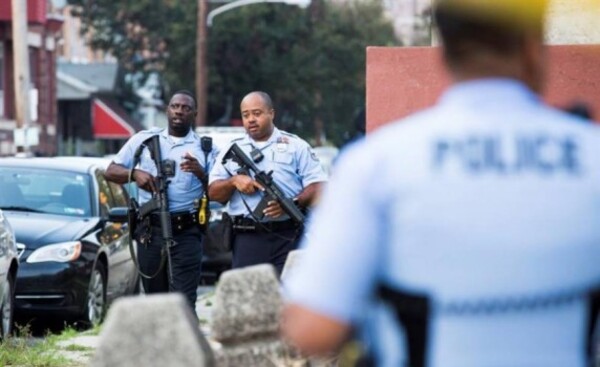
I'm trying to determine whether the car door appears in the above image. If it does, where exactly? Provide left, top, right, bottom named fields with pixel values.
left=106, top=179, right=138, bottom=293
left=95, top=170, right=132, bottom=300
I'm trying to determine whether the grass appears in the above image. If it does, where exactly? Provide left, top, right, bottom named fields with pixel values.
left=63, top=344, right=93, bottom=352
left=0, top=323, right=102, bottom=367
left=86, top=323, right=103, bottom=336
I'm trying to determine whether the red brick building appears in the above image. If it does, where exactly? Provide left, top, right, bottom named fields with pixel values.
left=0, top=0, right=62, bottom=156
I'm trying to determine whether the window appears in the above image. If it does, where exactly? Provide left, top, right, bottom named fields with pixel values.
left=0, top=167, right=92, bottom=217
left=95, top=171, right=114, bottom=218
left=108, top=181, right=128, bottom=207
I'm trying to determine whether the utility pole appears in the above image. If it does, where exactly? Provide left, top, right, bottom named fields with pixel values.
left=196, top=0, right=209, bottom=127
left=11, top=0, right=31, bottom=154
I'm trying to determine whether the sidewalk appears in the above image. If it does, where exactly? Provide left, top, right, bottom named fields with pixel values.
left=54, top=286, right=216, bottom=366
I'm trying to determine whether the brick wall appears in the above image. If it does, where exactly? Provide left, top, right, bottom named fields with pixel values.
left=366, top=45, right=600, bottom=132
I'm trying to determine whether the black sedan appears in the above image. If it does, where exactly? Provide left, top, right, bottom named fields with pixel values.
left=0, top=157, right=139, bottom=326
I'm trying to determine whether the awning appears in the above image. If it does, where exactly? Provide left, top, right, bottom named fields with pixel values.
left=92, top=96, right=143, bottom=139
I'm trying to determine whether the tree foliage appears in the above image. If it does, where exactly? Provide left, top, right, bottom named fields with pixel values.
left=67, top=0, right=398, bottom=146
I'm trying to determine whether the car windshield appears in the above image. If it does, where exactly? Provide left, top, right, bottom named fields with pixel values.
left=0, top=167, right=92, bottom=217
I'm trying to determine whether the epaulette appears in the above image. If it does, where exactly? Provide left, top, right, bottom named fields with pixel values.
left=231, top=136, right=245, bottom=142
left=139, top=127, right=164, bottom=135
left=280, top=131, right=300, bottom=140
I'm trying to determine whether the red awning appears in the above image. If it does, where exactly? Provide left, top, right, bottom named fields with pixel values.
left=92, top=97, right=140, bottom=139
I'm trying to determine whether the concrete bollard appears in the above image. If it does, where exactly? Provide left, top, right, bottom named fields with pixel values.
left=91, top=294, right=214, bottom=367
left=210, top=264, right=301, bottom=366
left=211, top=264, right=281, bottom=343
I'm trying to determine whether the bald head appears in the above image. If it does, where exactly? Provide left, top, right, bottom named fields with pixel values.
left=240, top=91, right=275, bottom=141
left=241, top=91, right=274, bottom=110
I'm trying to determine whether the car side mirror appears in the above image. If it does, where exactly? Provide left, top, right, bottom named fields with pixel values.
left=108, top=207, right=129, bottom=223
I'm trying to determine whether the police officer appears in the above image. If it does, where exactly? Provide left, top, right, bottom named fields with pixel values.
left=208, top=91, right=327, bottom=274
left=105, top=90, right=216, bottom=311
left=282, top=1, right=600, bottom=366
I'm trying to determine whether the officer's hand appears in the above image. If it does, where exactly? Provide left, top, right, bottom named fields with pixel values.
left=232, top=175, right=264, bottom=195
left=263, top=200, right=284, bottom=218
left=132, top=169, right=157, bottom=193
left=180, top=152, right=205, bottom=180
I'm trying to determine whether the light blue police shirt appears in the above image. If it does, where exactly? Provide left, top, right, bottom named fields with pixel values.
left=113, top=127, right=218, bottom=213
left=208, top=127, right=327, bottom=219
left=284, top=79, right=600, bottom=367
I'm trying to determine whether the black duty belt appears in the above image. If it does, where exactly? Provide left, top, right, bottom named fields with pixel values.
left=377, top=283, right=600, bottom=367
left=232, top=216, right=299, bottom=233
left=149, top=211, right=197, bottom=233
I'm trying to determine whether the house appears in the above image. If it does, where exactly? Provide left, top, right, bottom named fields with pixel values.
left=0, top=0, right=62, bottom=156
left=56, top=61, right=144, bottom=156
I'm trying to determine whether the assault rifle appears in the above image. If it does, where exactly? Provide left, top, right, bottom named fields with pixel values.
left=129, top=134, right=175, bottom=280
left=223, top=143, right=305, bottom=224
left=139, top=135, right=174, bottom=245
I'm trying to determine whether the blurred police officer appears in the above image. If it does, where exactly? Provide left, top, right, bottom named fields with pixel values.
left=282, top=1, right=600, bottom=366
left=105, top=90, right=216, bottom=310
left=208, top=91, right=327, bottom=274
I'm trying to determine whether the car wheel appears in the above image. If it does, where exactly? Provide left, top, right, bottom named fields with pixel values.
left=83, top=262, right=106, bottom=326
left=0, top=273, right=15, bottom=339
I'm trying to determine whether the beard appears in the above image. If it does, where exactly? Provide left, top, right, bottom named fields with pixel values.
left=169, top=121, right=191, bottom=137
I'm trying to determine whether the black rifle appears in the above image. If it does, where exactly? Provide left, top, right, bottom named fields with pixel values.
left=129, top=134, right=175, bottom=281
left=141, top=135, right=174, bottom=244
left=223, top=143, right=305, bottom=224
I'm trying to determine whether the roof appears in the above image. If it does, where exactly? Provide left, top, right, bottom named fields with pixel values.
left=57, top=62, right=119, bottom=100
left=0, top=157, right=103, bottom=174
left=53, top=156, right=112, bottom=169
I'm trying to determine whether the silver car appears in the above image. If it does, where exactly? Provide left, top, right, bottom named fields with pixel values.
left=0, top=209, right=18, bottom=339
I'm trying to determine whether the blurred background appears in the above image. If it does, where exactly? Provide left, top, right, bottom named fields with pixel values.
left=0, top=0, right=597, bottom=158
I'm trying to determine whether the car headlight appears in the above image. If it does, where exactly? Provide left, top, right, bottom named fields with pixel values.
left=27, top=241, right=82, bottom=263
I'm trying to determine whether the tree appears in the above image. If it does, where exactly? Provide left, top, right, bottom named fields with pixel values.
left=206, top=0, right=397, bottom=145
left=67, top=0, right=398, bottom=145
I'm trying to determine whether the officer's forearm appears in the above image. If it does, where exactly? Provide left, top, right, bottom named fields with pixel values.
left=295, top=182, right=323, bottom=208
left=105, top=163, right=132, bottom=184
left=281, top=303, right=351, bottom=357
left=208, top=178, right=237, bottom=204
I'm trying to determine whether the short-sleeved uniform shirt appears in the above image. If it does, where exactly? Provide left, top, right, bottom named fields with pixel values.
left=209, top=127, right=327, bottom=219
left=113, top=127, right=218, bottom=213
left=285, top=79, right=600, bottom=367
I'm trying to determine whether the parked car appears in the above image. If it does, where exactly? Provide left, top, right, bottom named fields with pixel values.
left=0, top=157, right=139, bottom=326
left=0, top=209, right=18, bottom=338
